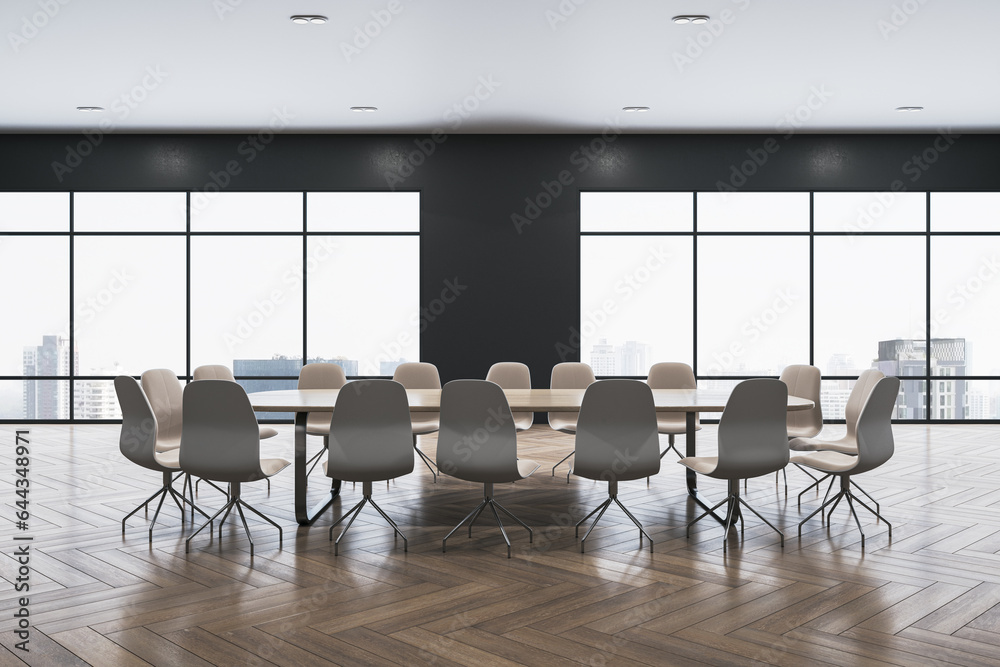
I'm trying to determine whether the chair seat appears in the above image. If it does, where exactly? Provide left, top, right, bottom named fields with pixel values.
left=657, top=417, right=701, bottom=435
left=411, top=416, right=440, bottom=434
left=516, top=458, right=540, bottom=479
left=790, top=450, right=858, bottom=473
left=789, top=435, right=857, bottom=455
left=512, top=413, right=533, bottom=431
left=306, top=412, right=333, bottom=435
left=678, top=455, right=718, bottom=476
left=155, top=436, right=180, bottom=453
left=154, top=448, right=181, bottom=468
left=548, top=416, right=577, bottom=432
left=261, top=458, right=291, bottom=477
left=259, top=426, right=279, bottom=440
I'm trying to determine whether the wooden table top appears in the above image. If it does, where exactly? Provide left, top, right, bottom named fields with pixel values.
left=248, top=387, right=815, bottom=413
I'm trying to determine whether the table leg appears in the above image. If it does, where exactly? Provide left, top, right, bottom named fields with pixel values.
left=295, top=411, right=341, bottom=526
left=685, top=410, right=726, bottom=524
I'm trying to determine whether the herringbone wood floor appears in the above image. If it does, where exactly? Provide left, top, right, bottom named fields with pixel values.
left=3, top=422, right=1000, bottom=666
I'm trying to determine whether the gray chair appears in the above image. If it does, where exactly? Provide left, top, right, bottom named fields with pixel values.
left=193, top=364, right=279, bottom=440
left=793, top=376, right=899, bottom=548
left=298, top=362, right=348, bottom=479
left=181, top=380, right=290, bottom=557
left=393, top=362, right=442, bottom=482
left=437, top=379, right=540, bottom=558
left=791, top=369, right=885, bottom=508
left=325, top=380, right=414, bottom=555
left=114, top=376, right=211, bottom=541
left=486, top=362, right=533, bottom=431
left=646, top=362, right=700, bottom=460
left=680, top=378, right=789, bottom=552
left=548, top=362, right=596, bottom=476
left=773, top=364, right=823, bottom=490
left=573, top=380, right=660, bottom=553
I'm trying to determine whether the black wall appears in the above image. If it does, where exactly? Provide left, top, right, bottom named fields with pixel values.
left=2, top=132, right=997, bottom=386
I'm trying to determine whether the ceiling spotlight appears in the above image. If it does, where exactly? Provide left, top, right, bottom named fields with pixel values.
left=76, top=106, right=104, bottom=112
left=673, top=15, right=710, bottom=24
left=290, top=15, right=327, bottom=24
left=895, top=106, right=924, bottom=112
left=623, top=107, right=650, bottom=113
left=350, top=106, right=378, bottom=113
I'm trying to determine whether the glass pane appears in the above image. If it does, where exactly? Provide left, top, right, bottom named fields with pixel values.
left=0, top=192, right=69, bottom=231
left=814, top=235, right=926, bottom=375
left=237, top=378, right=296, bottom=421
left=2, top=380, right=71, bottom=419
left=581, top=192, right=693, bottom=232
left=307, top=192, right=419, bottom=232
left=821, top=377, right=912, bottom=420
left=697, top=192, right=809, bottom=232
left=191, top=192, right=302, bottom=232
left=0, top=237, right=69, bottom=376
left=930, top=237, right=1000, bottom=376
left=74, top=236, right=186, bottom=376
left=74, top=379, right=122, bottom=420
left=75, top=192, right=186, bottom=232
left=814, top=192, right=926, bottom=233
left=191, top=236, right=303, bottom=370
left=306, top=236, right=419, bottom=376
left=964, top=380, right=1000, bottom=419
left=580, top=236, right=693, bottom=375
left=697, top=378, right=741, bottom=420
left=932, top=192, right=1000, bottom=232
left=697, top=236, right=810, bottom=376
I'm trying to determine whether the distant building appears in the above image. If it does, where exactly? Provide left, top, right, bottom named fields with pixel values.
left=379, top=359, right=406, bottom=376
left=23, top=335, right=76, bottom=419
left=618, top=340, right=650, bottom=377
left=589, top=339, right=616, bottom=376
left=74, top=375, right=122, bottom=419
left=877, top=338, right=967, bottom=419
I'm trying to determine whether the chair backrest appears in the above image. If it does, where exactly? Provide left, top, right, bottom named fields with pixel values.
left=179, top=380, right=264, bottom=483
left=299, top=363, right=348, bottom=428
left=646, top=362, right=699, bottom=430
left=437, top=379, right=522, bottom=483
left=392, top=362, right=441, bottom=389
left=852, top=376, right=900, bottom=475
left=548, top=362, right=596, bottom=425
left=486, top=362, right=533, bottom=427
left=141, top=369, right=184, bottom=444
left=573, top=380, right=660, bottom=482
left=845, top=369, right=885, bottom=439
left=114, top=376, right=159, bottom=470
left=326, top=380, right=414, bottom=482
left=714, top=378, right=789, bottom=480
left=193, top=364, right=235, bottom=381
left=779, top=364, right=823, bottom=437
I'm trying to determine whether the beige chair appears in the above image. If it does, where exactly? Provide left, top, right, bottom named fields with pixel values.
left=646, top=363, right=701, bottom=487
left=181, top=380, right=290, bottom=557
left=193, top=364, right=279, bottom=440
left=573, top=380, right=660, bottom=553
left=774, top=364, right=823, bottom=490
left=548, top=362, right=596, bottom=476
left=114, top=376, right=211, bottom=541
left=325, top=380, right=414, bottom=555
left=298, top=362, right=348, bottom=479
left=791, top=369, right=885, bottom=509
left=681, top=378, right=789, bottom=552
left=486, top=362, right=533, bottom=431
left=437, top=379, right=539, bottom=558
left=794, top=376, right=899, bottom=549
left=393, top=362, right=442, bottom=482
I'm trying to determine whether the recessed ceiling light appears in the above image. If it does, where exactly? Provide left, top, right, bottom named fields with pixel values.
left=623, top=107, right=650, bottom=113
left=290, top=15, right=327, bottom=24
left=76, top=106, right=104, bottom=112
left=895, top=106, right=924, bottom=112
left=673, top=15, right=709, bottom=24
left=350, top=106, right=378, bottom=113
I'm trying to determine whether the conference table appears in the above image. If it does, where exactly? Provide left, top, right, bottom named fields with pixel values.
left=248, top=387, right=814, bottom=526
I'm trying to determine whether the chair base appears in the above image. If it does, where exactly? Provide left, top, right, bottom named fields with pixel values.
left=414, top=434, right=437, bottom=482
left=330, top=480, right=406, bottom=555
left=122, top=471, right=213, bottom=542
left=798, top=474, right=881, bottom=515
left=305, top=434, right=328, bottom=479
left=186, top=483, right=282, bottom=558
left=552, top=450, right=574, bottom=477
left=575, top=480, right=653, bottom=553
left=686, top=479, right=784, bottom=552
left=650, top=433, right=683, bottom=484
left=798, top=476, right=891, bottom=549
left=443, top=483, right=531, bottom=558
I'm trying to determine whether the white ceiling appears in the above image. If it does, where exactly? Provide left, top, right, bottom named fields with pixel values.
left=3, top=0, right=998, bottom=134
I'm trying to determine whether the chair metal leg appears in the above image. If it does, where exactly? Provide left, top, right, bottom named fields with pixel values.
left=467, top=500, right=488, bottom=538
left=689, top=480, right=780, bottom=552
left=851, top=480, right=881, bottom=514
left=488, top=503, right=512, bottom=558
left=187, top=498, right=236, bottom=553
left=330, top=481, right=406, bottom=555
left=737, top=496, right=784, bottom=548
left=798, top=472, right=834, bottom=508
left=444, top=484, right=530, bottom=558
left=552, top=450, right=574, bottom=476
left=577, top=481, right=652, bottom=553
left=123, top=485, right=170, bottom=535
left=686, top=495, right=731, bottom=538
left=444, top=499, right=488, bottom=552
left=577, top=498, right=612, bottom=553
left=798, top=476, right=889, bottom=548
left=493, top=500, right=533, bottom=543
left=613, top=497, right=653, bottom=551
left=413, top=434, right=437, bottom=482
